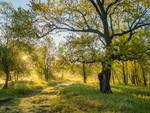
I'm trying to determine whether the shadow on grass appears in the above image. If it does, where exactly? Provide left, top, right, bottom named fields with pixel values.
left=112, top=85, right=150, bottom=96
left=58, top=84, right=150, bottom=113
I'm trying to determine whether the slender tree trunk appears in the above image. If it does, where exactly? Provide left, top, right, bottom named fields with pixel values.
left=44, top=67, right=49, bottom=81
left=116, top=71, right=121, bottom=84
left=134, top=61, right=139, bottom=86
left=131, top=62, right=136, bottom=85
left=16, top=73, right=19, bottom=81
left=98, top=62, right=112, bottom=93
left=44, top=46, right=50, bottom=82
left=61, top=71, right=64, bottom=80
left=122, top=61, right=127, bottom=85
left=3, top=72, right=10, bottom=89
left=111, top=69, right=115, bottom=84
left=140, top=65, right=147, bottom=87
left=82, top=62, right=87, bottom=83
left=125, top=61, right=128, bottom=85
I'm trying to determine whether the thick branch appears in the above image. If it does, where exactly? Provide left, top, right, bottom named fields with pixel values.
left=111, top=23, right=150, bottom=38
left=109, top=14, right=114, bottom=35
left=70, top=57, right=102, bottom=64
left=53, top=24, right=104, bottom=37
left=89, top=0, right=102, bottom=18
left=106, top=0, right=120, bottom=14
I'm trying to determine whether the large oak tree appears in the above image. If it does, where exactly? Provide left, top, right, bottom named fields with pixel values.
left=11, top=0, right=150, bottom=93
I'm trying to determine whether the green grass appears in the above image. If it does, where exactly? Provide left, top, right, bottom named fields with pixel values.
left=0, top=80, right=149, bottom=113
left=59, top=84, right=150, bottom=113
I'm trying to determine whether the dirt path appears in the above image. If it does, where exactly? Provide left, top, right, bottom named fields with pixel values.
left=0, top=81, right=73, bottom=113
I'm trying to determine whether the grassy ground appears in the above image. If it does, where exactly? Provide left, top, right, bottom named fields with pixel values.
left=0, top=80, right=149, bottom=113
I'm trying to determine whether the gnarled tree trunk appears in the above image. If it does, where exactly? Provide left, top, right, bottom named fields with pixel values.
left=98, top=62, right=112, bottom=94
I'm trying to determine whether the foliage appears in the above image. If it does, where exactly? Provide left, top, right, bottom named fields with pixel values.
left=9, top=8, right=38, bottom=39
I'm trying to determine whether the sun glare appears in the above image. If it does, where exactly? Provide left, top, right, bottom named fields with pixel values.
left=22, top=55, right=28, bottom=60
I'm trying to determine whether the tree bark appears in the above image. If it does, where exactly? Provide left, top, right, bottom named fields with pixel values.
left=44, top=67, right=49, bottom=81
left=122, top=61, right=127, bottom=85
left=140, top=64, right=147, bottom=87
left=111, top=70, right=115, bottom=84
left=61, top=71, right=64, bottom=80
left=82, top=62, right=87, bottom=83
left=15, top=73, right=19, bottom=81
left=3, top=72, right=10, bottom=89
left=131, top=62, right=136, bottom=85
left=98, top=62, right=112, bottom=93
left=125, top=61, right=128, bottom=85
left=134, top=61, right=139, bottom=86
